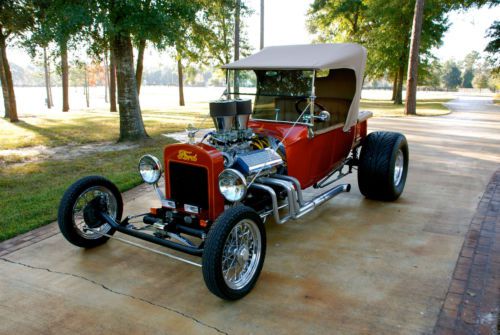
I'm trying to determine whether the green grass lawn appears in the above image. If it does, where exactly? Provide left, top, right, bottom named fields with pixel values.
left=0, top=98, right=451, bottom=241
left=0, top=104, right=212, bottom=150
left=360, top=98, right=452, bottom=117
left=0, top=136, right=176, bottom=241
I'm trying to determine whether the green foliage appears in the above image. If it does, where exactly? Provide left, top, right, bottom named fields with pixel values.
left=171, top=0, right=254, bottom=100
left=103, top=0, right=198, bottom=44
left=458, top=51, right=480, bottom=88
left=25, top=0, right=90, bottom=56
left=307, top=0, right=367, bottom=42
left=463, top=50, right=480, bottom=69
left=0, top=0, right=34, bottom=39
left=172, top=1, right=218, bottom=66
left=443, top=0, right=500, bottom=8
left=308, top=0, right=449, bottom=80
left=188, top=0, right=253, bottom=67
left=472, top=69, right=489, bottom=89
left=306, top=0, right=496, bottom=82
left=485, top=20, right=500, bottom=53
left=462, top=68, right=474, bottom=88
left=420, top=59, right=442, bottom=88
left=485, top=20, right=500, bottom=72
left=442, top=60, right=462, bottom=89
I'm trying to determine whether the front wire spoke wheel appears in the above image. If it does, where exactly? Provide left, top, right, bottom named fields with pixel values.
left=221, top=219, right=262, bottom=290
left=58, top=176, right=123, bottom=248
left=202, top=205, right=266, bottom=300
left=72, top=186, right=117, bottom=239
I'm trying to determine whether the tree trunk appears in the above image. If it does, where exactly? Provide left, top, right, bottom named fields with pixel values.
left=104, top=50, right=109, bottom=103
left=177, top=57, right=185, bottom=106
left=234, top=0, right=240, bottom=61
left=48, top=59, right=53, bottom=108
left=43, top=47, right=53, bottom=108
left=394, top=64, right=405, bottom=105
left=234, top=0, right=241, bottom=95
left=222, top=16, right=229, bottom=64
left=0, top=35, right=18, bottom=122
left=112, top=33, right=148, bottom=141
left=136, top=39, right=146, bottom=95
left=404, top=0, right=425, bottom=116
left=260, top=0, right=264, bottom=50
left=61, top=41, right=69, bottom=112
left=0, top=39, right=10, bottom=119
left=84, top=65, right=89, bottom=108
left=109, top=48, right=117, bottom=112
left=391, top=71, right=398, bottom=101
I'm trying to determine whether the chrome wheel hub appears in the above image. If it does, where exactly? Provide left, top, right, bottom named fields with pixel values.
left=394, top=149, right=404, bottom=186
left=237, top=246, right=250, bottom=265
left=72, top=186, right=117, bottom=239
left=222, top=219, right=262, bottom=290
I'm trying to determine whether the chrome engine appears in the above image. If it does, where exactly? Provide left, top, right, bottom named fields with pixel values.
left=180, top=99, right=351, bottom=226
left=207, top=100, right=284, bottom=176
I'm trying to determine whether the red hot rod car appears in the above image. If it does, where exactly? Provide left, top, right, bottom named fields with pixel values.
left=58, top=43, right=409, bottom=300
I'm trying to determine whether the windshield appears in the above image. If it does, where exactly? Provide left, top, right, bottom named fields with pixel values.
left=227, top=70, right=314, bottom=124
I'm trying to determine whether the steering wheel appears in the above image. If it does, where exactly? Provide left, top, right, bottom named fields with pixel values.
left=294, top=98, right=327, bottom=116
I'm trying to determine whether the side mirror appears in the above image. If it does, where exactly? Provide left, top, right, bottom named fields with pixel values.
left=314, top=110, right=330, bottom=122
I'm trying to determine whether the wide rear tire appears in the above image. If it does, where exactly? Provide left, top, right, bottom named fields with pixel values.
left=58, top=176, right=122, bottom=248
left=358, top=131, right=409, bottom=201
left=202, top=205, right=266, bottom=300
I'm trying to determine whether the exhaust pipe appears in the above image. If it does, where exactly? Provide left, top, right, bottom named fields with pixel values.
left=294, top=184, right=350, bottom=219
left=270, top=174, right=306, bottom=206
left=250, top=183, right=291, bottom=224
left=257, top=177, right=299, bottom=215
left=250, top=176, right=350, bottom=224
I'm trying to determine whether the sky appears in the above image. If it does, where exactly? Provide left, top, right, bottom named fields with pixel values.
left=7, top=1, right=500, bottom=67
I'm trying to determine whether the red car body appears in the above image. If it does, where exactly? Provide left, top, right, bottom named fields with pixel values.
left=163, top=117, right=368, bottom=222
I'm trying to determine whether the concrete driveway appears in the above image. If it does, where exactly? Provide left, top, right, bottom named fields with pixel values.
left=1, top=96, right=499, bottom=335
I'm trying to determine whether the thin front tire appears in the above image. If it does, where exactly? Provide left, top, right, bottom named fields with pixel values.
left=202, top=205, right=266, bottom=300
left=58, top=176, right=122, bottom=248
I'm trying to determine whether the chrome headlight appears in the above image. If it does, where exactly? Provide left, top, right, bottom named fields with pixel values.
left=218, top=169, right=247, bottom=202
left=138, top=155, right=162, bottom=184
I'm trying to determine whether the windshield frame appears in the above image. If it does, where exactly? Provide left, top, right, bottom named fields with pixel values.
left=224, top=69, right=317, bottom=127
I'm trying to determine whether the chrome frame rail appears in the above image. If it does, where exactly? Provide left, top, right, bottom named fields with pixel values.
left=88, top=229, right=202, bottom=268
left=99, top=213, right=203, bottom=256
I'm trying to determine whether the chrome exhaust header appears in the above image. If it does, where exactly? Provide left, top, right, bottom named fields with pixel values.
left=250, top=175, right=350, bottom=224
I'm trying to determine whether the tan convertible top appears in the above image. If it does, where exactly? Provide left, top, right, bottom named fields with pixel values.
left=222, top=43, right=367, bottom=130
left=222, top=43, right=366, bottom=71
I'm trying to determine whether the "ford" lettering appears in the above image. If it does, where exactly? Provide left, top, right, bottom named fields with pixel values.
left=177, top=150, right=198, bottom=162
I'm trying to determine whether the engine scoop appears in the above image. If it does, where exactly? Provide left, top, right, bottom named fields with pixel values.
left=209, top=100, right=237, bottom=132
left=235, top=99, right=252, bottom=130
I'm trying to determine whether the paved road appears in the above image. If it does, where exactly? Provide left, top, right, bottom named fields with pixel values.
left=1, top=96, right=499, bottom=335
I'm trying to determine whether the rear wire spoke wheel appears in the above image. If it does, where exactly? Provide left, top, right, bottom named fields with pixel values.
left=203, top=206, right=266, bottom=300
left=58, top=176, right=123, bottom=248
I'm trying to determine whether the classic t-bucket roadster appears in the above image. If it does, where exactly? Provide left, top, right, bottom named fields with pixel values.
left=58, top=43, right=409, bottom=300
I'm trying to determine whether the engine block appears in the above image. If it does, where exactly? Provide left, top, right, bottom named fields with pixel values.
left=233, top=148, right=283, bottom=175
